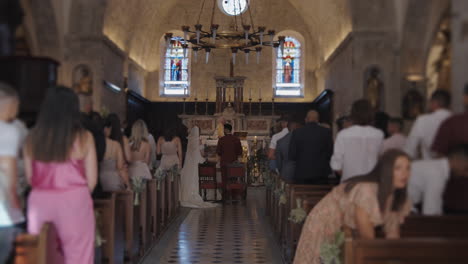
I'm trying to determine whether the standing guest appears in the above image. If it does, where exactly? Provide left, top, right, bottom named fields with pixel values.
left=331, top=99, right=384, bottom=182
left=78, top=93, right=106, bottom=162
left=405, top=90, right=451, bottom=159
left=276, top=120, right=302, bottom=181
left=336, top=115, right=352, bottom=132
left=106, top=113, right=131, bottom=163
left=216, top=124, right=243, bottom=185
left=157, top=127, right=183, bottom=170
left=0, top=82, right=25, bottom=264
left=294, top=150, right=412, bottom=264
left=268, top=116, right=289, bottom=171
left=381, top=117, right=407, bottom=154
left=432, top=85, right=468, bottom=156
left=128, top=120, right=152, bottom=180
left=100, top=116, right=129, bottom=191
left=24, top=86, right=97, bottom=264
left=409, top=144, right=468, bottom=215
left=146, top=125, right=157, bottom=170
left=289, top=110, right=333, bottom=184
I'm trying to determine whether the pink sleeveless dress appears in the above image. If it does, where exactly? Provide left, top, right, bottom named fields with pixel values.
left=27, top=158, right=94, bottom=264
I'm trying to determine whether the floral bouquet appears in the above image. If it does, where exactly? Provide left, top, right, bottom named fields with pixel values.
left=131, top=176, right=145, bottom=205
left=320, top=231, right=345, bottom=264
left=288, top=198, right=307, bottom=224
left=153, top=167, right=167, bottom=190
left=168, top=164, right=180, bottom=182
left=278, top=182, right=287, bottom=205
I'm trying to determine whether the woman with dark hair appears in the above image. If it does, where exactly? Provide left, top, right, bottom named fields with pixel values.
left=100, top=115, right=129, bottom=191
left=294, top=149, right=412, bottom=264
left=157, top=127, right=182, bottom=170
left=23, top=86, right=97, bottom=263
left=106, top=113, right=131, bottom=162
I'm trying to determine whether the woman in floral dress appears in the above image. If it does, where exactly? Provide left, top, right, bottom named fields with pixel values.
left=293, top=149, right=412, bottom=264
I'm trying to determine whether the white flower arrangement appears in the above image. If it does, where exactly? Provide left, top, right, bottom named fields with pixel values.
left=288, top=198, right=307, bottom=224
left=131, top=176, right=145, bottom=205
left=320, top=231, right=345, bottom=264
left=94, top=210, right=106, bottom=247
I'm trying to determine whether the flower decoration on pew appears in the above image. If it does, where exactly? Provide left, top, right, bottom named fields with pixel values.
left=278, top=182, right=287, bottom=205
left=169, top=164, right=180, bottom=182
left=154, top=167, right=168, bottom=190
left=94, top=209, right=107, bottom=247
left=131, top=175, right=145, bottom=205
left=288, top=198, right=307, bottom=224
left=320, top=231, right=345, bottom=264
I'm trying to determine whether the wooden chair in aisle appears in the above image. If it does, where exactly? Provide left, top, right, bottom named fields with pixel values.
left=14, top=223, right=63, bottom=264
left=198, top=162, right=218, bottom=201
left=225, top=163, right=247, bottom=204
left=94, top=193, right=116, bottom=264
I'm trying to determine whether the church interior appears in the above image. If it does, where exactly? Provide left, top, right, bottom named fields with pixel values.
left=1, top=0, right=468, bottom=263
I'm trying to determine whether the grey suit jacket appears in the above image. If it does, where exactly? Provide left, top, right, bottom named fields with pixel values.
left=275, top=132, right=295, bottom=181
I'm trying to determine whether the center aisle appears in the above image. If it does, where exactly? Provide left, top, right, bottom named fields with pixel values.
left=141, top=188, right=283, bottom=264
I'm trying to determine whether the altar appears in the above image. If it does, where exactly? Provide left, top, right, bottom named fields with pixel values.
left=178, top=75, right=279, bottom=185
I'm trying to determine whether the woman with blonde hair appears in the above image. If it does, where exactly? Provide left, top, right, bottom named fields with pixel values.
left=128, top=120, right=152, bottom=180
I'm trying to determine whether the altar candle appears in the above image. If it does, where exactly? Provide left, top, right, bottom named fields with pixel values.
left=249, top=87, right=252, bottom=99
left=206, top=86, right=209, bottom=99
left=194, top=85, right=197, bottom=98
left=259, top=87, right=262, bottom=99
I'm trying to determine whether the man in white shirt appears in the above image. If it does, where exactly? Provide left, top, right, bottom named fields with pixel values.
left=268, top=116, right=289, bottom=171
left=405, top=90, right=452, bottom=159
left=381, top=117, right=406, bottom=154
left=409, top=144, right=468, bottom=215
left=0, top=82, right=24, bottom=263
left=331, top=99, right=384, bottom=182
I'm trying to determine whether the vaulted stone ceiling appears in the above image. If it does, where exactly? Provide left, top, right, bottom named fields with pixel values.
left=102, top=0, right=354, bottom=71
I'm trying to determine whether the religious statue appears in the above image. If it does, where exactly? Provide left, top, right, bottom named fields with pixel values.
left=73, top=65, right=93, bottom=95
left=365, top=68, right=382, bottom=111
left=212, top=117, right=226, bottom=139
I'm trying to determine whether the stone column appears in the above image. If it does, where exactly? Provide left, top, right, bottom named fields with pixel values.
left=451, top=0, right=468, bottom=112
left=215, top=79, right=224, bottom=113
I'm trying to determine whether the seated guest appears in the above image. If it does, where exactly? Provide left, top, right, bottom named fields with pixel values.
left=432, top=85, right=468, bottom=156
left=0, top=82, right=25, bottom=263
left=405, top=89, right=452, bottom=159
left=268, top=116, right=289, bottom=171
left=294, top=150, right=412, bottom=264
left=128, top=120, right=152, bottom=180
left=216, top=124, right=243, bottom=185
left=100, top=116, right=129, bottom=191
left=24, top=86, right=97, bottom=263
left=381, top=117, right=407, bottom=154
left=289, top=110, right=333, bottom=184
left=275, top=120, right=302, bottom=181
left=331, top=99, right=384, bottom=182
left=409, top=144, right=468, bottom=215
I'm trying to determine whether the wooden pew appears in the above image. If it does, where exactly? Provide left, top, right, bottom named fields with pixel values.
left=282, top=184, right=333, bottom=264
left=147, top=179, right=158, bottom=242
left=343, top=238, right=468, bottom=264
left=158, top=178, right=166, bottom=231
left=114, top=190, right=134, bottom=263
left=401, top=215, right=468, bottom=238
left=94, top=193, right=116, bottom=264
left=14, top=223, right=63, bottom=264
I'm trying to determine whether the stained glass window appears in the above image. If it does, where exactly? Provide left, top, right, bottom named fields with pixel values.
left=218, top=0, right=248, bottom=16
left=275, top=37, right=302, bottom=97
left=163, top=39, right=189, bottom=96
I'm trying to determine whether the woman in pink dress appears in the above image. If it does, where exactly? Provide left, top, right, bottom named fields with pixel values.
left=293, top=149, right=412, bottom=264
left=23, top=86, right=97, bottom=264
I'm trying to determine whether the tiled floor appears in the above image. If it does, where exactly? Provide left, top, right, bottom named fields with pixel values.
left=142, top=187, right=283, bottom=264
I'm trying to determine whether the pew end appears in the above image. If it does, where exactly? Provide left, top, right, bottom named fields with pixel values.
left=14, top=223, right=63, bottom=264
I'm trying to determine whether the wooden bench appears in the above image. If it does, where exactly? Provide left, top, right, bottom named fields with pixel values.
left=401, top=215, right=468, bottom=238
left=14, top=223, right=63, bottom=264
left=114, top=190, right=134, bottom=262
left=147, top=179, right=158, bottom=242
left=282, top=184, right=333, bottom=264
left=343, top=238, right=468, bottom=264
left=94, top=193, right=116, bottom=264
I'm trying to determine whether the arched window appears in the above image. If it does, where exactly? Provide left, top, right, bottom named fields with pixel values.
left=162, top=37, right=190, bottom=96
left=274, top=36, right=302, bottom=97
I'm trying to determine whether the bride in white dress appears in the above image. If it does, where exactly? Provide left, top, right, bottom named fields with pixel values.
left=179, top=126, right=217, bottom=208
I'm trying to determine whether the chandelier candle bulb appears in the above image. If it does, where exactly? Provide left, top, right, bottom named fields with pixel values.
left=193, top=48, right=199, bottom=63
left=205, top=48, right=211, bottom=64
left=231, top=47, right=238, bottom=65
left=182, top=26, right=189, bottom=42
left=195, top=24, right=202, bottom=44
left=256, top=47, right=262, bottom=64
left=244, top=50, right=250, bottom=64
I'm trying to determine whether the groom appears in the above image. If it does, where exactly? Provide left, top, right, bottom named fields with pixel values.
left=216, top=124, right=243, bottom=188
